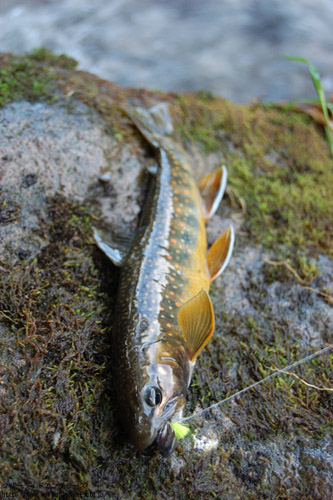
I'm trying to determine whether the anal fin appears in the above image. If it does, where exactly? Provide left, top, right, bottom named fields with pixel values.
left=177, top=289, right=215, bottom=361
left=198, top=165, right=228, bottom=221
left=207, top=225, right=235, bottom=281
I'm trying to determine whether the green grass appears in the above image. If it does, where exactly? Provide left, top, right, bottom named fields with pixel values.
left=287, top=56, right=333, bottom=157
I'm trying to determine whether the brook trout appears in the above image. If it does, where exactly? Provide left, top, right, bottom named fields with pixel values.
left=94, top=104, right=234, bottom=456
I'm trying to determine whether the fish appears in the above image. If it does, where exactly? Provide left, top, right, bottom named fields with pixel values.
left=94, top=103, right=234, bottom=456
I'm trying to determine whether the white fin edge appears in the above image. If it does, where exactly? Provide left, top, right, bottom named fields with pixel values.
left=214, top=224, right=235, bottom=279
left=208, top=164, right=228, bottom=218
left=93, top=227, right=125, bottom=266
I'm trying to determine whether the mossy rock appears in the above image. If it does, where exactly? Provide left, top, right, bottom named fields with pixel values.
left=0, top=50, right=332, bottom=500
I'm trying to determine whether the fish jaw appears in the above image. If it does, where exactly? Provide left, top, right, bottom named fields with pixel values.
left=128, top=396, right=181, bottom=452
left=156, top=422, right=177, bottom=456
left=155, top=401, right=186, bottom=456
left=128, top=417, right=157, bottom=450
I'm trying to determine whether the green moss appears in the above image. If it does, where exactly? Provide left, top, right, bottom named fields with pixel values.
left=174, top=94, right=333, bottom=260
left=192, top=305, right=332, bottom=445
left=0, top=49, right=78, bottom=108
left=0, top=54, right=53, bottom=106
left=194, top=270, right=332, bottom=446
left=28, top=47, right=78, bottom=70
left=0, top=196, right=116, bottom=497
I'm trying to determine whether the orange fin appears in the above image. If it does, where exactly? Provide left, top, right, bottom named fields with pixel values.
left=207, top=225, right=235, bottom=281
left=177, top=289, right=215, bottom=361
left=198, top=165, right=228, bottom=221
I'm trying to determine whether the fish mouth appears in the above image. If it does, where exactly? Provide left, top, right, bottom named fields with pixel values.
left=133, top=419, right=177, bottom=455
left=156, top=422, right=176, bottom=457
left=131, top=419, right=177, bottom=455
left=154, top=397, right=184, bottom=456
left=130, top=398, right=180, bottom=453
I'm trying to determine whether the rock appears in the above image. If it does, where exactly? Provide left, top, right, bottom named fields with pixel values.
left=0, top=99, right=146, bottom=264
left=0, top=50, right=332, bottom=499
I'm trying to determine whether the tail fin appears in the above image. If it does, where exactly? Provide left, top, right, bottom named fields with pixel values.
left=123, top=103, right=173, bottom=147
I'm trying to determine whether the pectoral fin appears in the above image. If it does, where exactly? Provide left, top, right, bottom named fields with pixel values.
left=177, top=289, right=215, bottom=361
left=198, top=165, right=228, bottom=221
left=93, top=227, right=130, bottom=266
left=146, top=162, right=159, bottom=175
left=207, top=225, right=234, bottom=281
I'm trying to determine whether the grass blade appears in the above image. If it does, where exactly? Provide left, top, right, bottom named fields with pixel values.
left=287, top=56, right=333, bottom=157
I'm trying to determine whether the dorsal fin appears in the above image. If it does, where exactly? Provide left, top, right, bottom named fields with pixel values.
left=177, top=289, right=215, bottom=361
left=207, top=225, right=235, bottom=281
left=198, top=165, right=228, bottom=221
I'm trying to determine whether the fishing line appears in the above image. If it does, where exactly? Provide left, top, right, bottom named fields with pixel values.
left=179, top=344, right=332, bottom=423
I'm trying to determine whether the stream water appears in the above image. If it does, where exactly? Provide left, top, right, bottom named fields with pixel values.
left=1, top=0, right=332, bottom=102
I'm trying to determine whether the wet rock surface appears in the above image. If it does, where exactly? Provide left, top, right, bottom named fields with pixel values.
left=0, top=54, right=332, bottom=499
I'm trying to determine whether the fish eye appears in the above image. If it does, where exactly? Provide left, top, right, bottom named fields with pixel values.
left=144, top=386, right=163, bottom=407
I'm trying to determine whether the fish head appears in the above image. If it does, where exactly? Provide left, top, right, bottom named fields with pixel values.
left=128, top=338, right=191, bottom=455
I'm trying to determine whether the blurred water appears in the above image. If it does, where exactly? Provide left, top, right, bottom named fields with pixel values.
left=0, top=0, right=332, bottom=102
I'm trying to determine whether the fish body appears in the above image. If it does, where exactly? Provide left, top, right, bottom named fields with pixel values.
left=95, top=104, right=234, bottom=455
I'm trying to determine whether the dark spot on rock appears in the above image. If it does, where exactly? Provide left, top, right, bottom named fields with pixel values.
left=21, top=173, right=38, bottom=188
left=87, top=180, right=115, bottom=198
left=17, top=248, right=31, bottom=260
